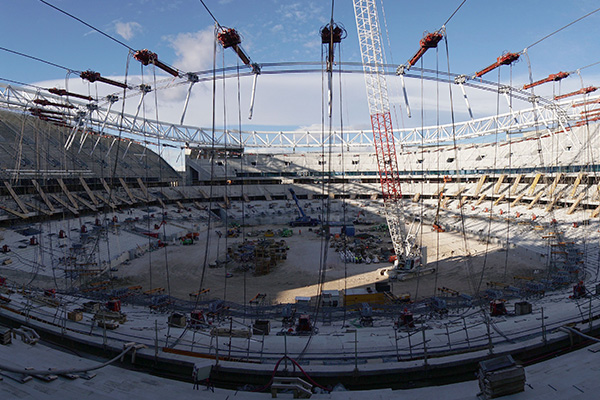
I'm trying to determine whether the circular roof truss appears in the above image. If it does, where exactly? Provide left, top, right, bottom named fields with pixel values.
left=0, top=62, right=592, bottom=150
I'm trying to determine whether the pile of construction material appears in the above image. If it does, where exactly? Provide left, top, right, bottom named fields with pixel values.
left=331, top=233, right=388, bottom=264
left=0, top=325, right=11, bottom=345
left=229, top=239, right=289, bottom=275
left=478, top=355, right=525, bottom=399
left=253, top=239, right=288, bottom=275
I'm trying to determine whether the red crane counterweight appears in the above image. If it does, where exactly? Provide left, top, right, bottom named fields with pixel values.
left=407, top=31, right=444, bottom=68
left=474, top=52, right=520, bottom=78
left=133, top=49, right=180, bottom=77
left=80, top=70, right=129, bottom=89
left=554, top=86, right=597, bottom=100
left=523, top=71, right=569, bottom=90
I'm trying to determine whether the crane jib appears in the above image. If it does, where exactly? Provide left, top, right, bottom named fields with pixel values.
left=354, top=0, right=422, bottom=271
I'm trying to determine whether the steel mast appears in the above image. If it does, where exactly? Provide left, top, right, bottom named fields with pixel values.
left=353, top=0, right=422, bottom=274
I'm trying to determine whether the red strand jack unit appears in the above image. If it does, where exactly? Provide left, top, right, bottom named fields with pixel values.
left=133, top=49, right=180, bottom=77
left=523, top=71, right=569, bottom=90
left=80, top=70, right=129, bottom=89
left=554, top=86, right=597, bottom=100
left=474, top=52, right=520, bottom=78
left=407, top=31, right=444, bottom=69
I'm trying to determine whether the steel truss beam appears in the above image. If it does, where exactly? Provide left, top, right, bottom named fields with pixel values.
left=0, top=79, right=594, bottom=150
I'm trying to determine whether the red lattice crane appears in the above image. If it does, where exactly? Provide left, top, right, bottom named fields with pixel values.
left=353, top=0, right=423, bottom=276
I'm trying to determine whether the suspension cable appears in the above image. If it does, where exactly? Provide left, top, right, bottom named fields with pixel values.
left=0, top=46, right=76, bottom=73
left=524, top=6, right=600, bottom=51
left=198, top=0, right=223, bottom=29
left=442, top=0, right=468, bottom=27
left=38, top=0, right=135, bottom=52
left=196, top=24, right=219, bottom=308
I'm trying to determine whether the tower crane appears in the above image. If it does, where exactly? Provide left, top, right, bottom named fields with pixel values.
left=352, top=0, right=426, bottom=279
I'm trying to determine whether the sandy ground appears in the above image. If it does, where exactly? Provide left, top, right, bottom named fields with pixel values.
left=114, top=221, right=544, bottom=305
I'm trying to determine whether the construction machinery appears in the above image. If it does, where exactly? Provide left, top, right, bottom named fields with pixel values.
left=296, top=314, right=313, bottom=334
left=288, top=188, right=320, bottom=227
left=216, top=27, right=261, bottom=119
left=353, top=0, right=428, bottom=279
left=406, top=31, right=444, bottom=69
left=474, top=52, right=520, bottom=78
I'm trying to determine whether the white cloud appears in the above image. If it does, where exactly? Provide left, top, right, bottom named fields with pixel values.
left=113, top=21, right=142, bottom=41
left=166, top=28, right=215, bottom=72
left=277, top=1, right=324, bottom=24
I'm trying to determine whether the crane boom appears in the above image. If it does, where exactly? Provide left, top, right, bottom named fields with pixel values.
left=353, top=0, right=422, bottom=272
left=288, top=188, right=306, bottom=219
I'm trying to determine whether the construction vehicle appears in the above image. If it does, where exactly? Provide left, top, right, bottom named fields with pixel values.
left=288, top=188, right=320, bottom=227
left=296, top=314, right=313, bottom=334
left=353, top=0, right=430, bottom=280
left=571, top=281, right=587, bottom=299
left=353, top=210, right=371, bottom=225
left=279, top=228, right=293, bottom=237
left=490, top=300, right=507, bottom=316
left=432, top=195, right=445, bottom=232
left=360, top=303, right=374, bottom=327
left=397, top=308, right=415, bottom=329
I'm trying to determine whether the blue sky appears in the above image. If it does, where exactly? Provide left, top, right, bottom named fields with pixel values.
left=2, top=0, right=600, bottom=135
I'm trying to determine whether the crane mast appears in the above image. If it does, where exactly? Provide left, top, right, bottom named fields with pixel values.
left=352, top=0, right=422, bottom=273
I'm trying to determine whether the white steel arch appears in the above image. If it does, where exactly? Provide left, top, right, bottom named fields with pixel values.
left=0, top=82, right=594, bottom=150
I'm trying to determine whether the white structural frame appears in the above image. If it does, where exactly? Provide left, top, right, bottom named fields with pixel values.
left=0, top=78, right=591, bottom=150
left=353, top=0, right=420, bottom=267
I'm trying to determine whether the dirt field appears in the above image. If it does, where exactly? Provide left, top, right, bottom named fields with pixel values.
left=114, top=222, right=545, bottom=305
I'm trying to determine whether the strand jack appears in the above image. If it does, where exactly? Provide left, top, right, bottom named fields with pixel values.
left=474, top=52, right=520, bottom=78
left=217, top=27, right=261, bottom=119
left=523, top=71, right=569, bottom=90
left=133, top=49, right=180, bottom=77
left=320, top=21, right=346, bottom=118
left=33, top=99, right=75, bottom=109
left=406, top=30, right=444, bottom=69
left=396, top=29, right=444, bottom=119
left=48, top=87, right=93, bottom=102
left=80, top=70, right=129, bottom=89
left=554, top=86, right=597, bottom=100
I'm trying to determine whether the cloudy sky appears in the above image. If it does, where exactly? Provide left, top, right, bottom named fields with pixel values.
left=2, top=0, right=600, bottom=168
